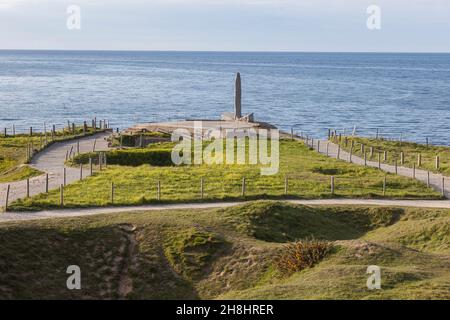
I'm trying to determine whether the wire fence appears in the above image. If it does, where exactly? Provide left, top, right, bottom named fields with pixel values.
left=3, top=170, right=441, bottom=211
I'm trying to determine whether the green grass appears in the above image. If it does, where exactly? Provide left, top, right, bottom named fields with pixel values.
left=0, top=201, right=449, bottom=299
left=0, top=134, right=44, bottom=182
left=0, top=165, right=42, bottom=183
left=10, top=139, right=441, bottom=210
left=0, top=126, right=105, bottom=183
left=331, top=135, right=450, bottom=175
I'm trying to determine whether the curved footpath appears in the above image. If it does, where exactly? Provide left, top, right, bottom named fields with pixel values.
left=3, top=199, right=450, bottom=223
left=0, top=132, right=111, bottom=208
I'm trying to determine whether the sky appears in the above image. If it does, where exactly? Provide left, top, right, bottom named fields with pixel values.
left=0, top=0, right=449, bottom=52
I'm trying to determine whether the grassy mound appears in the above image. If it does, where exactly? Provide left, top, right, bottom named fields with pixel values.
left=219, top=201, right=402, bottom=242
left=0, top=201, right=449, bottom=299
left=163, top=227, right=228, bottom=280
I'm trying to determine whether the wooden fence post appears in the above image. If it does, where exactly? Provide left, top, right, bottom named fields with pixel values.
left=93, top=138, right=97, bottom=152
left=349, top=147, right=353, bottom=163
left=370, top=147, right=374, bottom=158
left=395, top=160, right=398, bottom=174
left=60, top=184, right=64, bottom=206
left=77, top=141, right=80, bottom=155
left=427, top=171, right=430, bottom=188
left=99, top=153, right=102, bottom=171
left=111, top=182, right=115, bottom=204
left=364, top=152, right=367, bottom=166
left=80, top=164, right=83, bottom=181
left=383, top=151, right=387, bottom=162
left=242, top=178, right=246, bottom=197
left=45, top=174, right=49, bottom=193
left=89, top=157, right=93, bottom=175
left=413, top=163, right=416, bottom=179
left=317, top=140, right=320, bottom=152
left=284, top=176, right=288, bottom=196
left=63, top=168, right=66, bottom=186
left=26, top=178, right=30, bottom=198
left=436, top=156, right=440, bottom=170
left=442, top=177, right=445, bottom=197
left=331, top=176, right=335, bottom=195
left=5, top=185, right=10, bottom=212
left=29, top=127, right=33, bottom=137
left=326, top=142, right=329, bottom=157
left=337, top=145, right=340, bottom=159
left=400, top=152, right=404, bottom=165
left=200, top=178, right=204, bottom=199
left=290, top=128, right=294, bottom=140
left=378, top=153, right=381, bottom=169
left=417, top=154, right=422, bottom=167
left=157, top=181, right=161, bottom=200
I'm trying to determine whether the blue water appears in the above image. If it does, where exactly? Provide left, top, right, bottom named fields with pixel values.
left=1, top=50, right=450, bottom=144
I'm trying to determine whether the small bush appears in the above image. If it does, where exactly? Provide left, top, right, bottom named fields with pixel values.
left=72, top=149, right=173, bottom=166
left=276, top=239, right=332, bottom=274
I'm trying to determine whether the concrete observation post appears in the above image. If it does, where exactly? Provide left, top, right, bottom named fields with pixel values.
left=235, top=72, right=242, bottom=119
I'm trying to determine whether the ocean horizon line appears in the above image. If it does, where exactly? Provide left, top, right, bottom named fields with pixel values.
left=1, top=49, right=450, bottom=55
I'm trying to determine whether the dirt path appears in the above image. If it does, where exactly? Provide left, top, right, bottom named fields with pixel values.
left=3, top=199, right=450, bottom=223
left=0, top=132, right=111, bottom=208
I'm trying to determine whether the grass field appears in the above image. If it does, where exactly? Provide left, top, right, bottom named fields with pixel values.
left=9, top=139, right=441, bottom=210
left=0, top=126, right=104, bottom=183
left=332, top=135, right=450, bottom=175
left=0, top=201, right=448, bottom=299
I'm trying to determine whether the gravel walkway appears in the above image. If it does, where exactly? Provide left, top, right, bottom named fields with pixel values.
left=0, top=132, right=111, bottom=208
left=2, top=199, right=450, bottom=223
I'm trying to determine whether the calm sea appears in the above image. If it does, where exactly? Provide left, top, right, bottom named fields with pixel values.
left=0, top=51, right=449, bottom=144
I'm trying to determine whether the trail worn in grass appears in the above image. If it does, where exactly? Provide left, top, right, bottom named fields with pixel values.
left=0, top=201, right=449, bottom=299
left=332, top=135, right=450, bottom=176
left=0, top=127, right=104, bottom=183
left=10, top=139, right=441, bottom=210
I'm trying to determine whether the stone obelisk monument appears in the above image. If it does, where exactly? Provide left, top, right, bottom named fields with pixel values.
left=235, top=72, right=242, bottom=119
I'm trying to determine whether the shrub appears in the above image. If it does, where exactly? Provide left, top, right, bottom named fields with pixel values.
left=71, top=149, right=173, bottom=166
left=275, top=239, right=332, bottom=274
